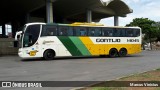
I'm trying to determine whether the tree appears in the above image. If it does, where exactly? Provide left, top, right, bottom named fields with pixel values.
left=126, top=18, right=158, bottom=41
left=153, top=22, right=160, bottom=41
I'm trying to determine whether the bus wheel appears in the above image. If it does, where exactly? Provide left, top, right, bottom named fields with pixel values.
left=43, top=50, right=55, bottom=60
left=109, top=48, right=118, bottom=58
left=118, top=48, right=127, bottom=57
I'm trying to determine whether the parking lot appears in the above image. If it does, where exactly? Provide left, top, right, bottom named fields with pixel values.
left=0, top=50, right=160, bottom=90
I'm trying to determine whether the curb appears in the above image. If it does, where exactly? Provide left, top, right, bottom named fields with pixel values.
left=70, top=68, right=160, bottom=90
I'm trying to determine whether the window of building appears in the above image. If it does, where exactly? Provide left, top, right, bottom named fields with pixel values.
left=6, top=24, right=12, bottom=37
left=0, top=26, right=2, bottom=34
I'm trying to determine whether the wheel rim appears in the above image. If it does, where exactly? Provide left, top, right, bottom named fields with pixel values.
left=111, top=50, right=117, bottom=56
left=110, top=49, right=117, bottom=57
left=119, top=49, right=127, bottom=56
left=121, top=50, right=125, bottom=55
left=47, top=52, right=54, bottom=58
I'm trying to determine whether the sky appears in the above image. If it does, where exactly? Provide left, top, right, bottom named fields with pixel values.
left=100, top=0, right=160, bottom=26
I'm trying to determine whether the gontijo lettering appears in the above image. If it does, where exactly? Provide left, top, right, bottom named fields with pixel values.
left=96, top=38, right=121, bottom=42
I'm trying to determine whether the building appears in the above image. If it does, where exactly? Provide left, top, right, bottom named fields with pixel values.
left=0, top=0, right=132, bottom=38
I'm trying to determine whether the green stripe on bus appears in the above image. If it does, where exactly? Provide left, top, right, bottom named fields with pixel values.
left=69, top=37, right=91, bottom=55
left=57, top=36, right=82, bottom=56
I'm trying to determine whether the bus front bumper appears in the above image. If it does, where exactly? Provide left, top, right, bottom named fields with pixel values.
left=18, top=48, right=23, bottom=58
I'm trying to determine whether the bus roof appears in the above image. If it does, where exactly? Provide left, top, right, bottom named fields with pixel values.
left=25, top=22, right=46, bottom=26
left=25, top=22, right=140, bottom=29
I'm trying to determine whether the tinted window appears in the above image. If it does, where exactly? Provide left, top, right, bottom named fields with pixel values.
left=88, top=27, right=102, bottom=36
left=114, top=28, right=126, bottom=37
left=126, top=28, right=141, bottom=37
left=68, top=26, right=74, bottom=36
left=41, top=25, right=57, bottom=36
left=58, top=26, right=74, bottom=36
left=74, top=27, right=87, bottom=36
left=126, top=28, right=134, bottom=37
left=134, top=29, right=140, bottom=37
left=58, top=26, right=68, bottom=36
left=23, top=25, right=40, bottom=47
left=102, top=27, right=113, bottom=37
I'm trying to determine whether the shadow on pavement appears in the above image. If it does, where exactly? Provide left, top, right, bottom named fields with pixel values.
left=21, top=54, right=143, bottom=62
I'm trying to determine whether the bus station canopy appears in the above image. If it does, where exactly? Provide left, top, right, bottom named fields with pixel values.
left=0, top=0, right=132, bottom=24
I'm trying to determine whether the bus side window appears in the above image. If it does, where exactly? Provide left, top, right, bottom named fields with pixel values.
left=134, top=29, right=140, bottom=37
left=68, top=27, right=73, bottom=36
left=80, top=29, right=87, bottom=36
left=102, top=27, right=113, bottom=37
left=74, top=27, right=87, bottom=36
left=88, top=27, right=101, bottom=36
left=58, top=26, right=68, bottom=36
left=41, top=26, right=47, bottom=36
left=98, top=28, right=102, bottom=36
left=74, top=27, right=80, bottom=36
left=72, top=27, right=76, bottom=36
left=47, top=28, right=57, bottom=36
left=119, top=29, right=125, bottom=37
left=114, top=28, right=126, bottom=37
left=126, top=29, right=134, bottom=37
left=113, top=28, right=119, bottom=37
left=42, top=25, right=57, bottom=36
left=88, top=28, right=95, bottom=36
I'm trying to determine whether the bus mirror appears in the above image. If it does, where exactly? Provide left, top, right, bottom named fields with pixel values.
left=17, top=35, right=21, bottom=40
left=15, top=31, right=22, bottom=41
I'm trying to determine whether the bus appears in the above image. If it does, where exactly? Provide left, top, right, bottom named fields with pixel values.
left=15, top=22, right=142, bottom=60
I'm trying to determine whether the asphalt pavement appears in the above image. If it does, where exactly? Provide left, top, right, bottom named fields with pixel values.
left=0, top=50, right=160, bottom=90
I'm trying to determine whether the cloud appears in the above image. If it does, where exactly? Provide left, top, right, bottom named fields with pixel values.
left=100, top=0, right=160, bottom=26
left=123, top=0, right=152, bottom=4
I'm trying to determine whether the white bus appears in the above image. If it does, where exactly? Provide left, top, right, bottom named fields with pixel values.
left=15, top=22, right=142, bottom=60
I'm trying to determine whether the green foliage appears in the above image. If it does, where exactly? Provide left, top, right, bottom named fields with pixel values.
left=156, top=68, right=160, bottom=71
left=153, top=22, right=160, bottom=41
left=126, top=18, right=160, bottom=42
left=126, top=18, right=154, bottom=33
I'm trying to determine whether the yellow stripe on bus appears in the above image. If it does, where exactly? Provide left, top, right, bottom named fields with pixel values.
left=79, top=37, right=141, bottom=55
left=79, top=37, right=98, bottom=55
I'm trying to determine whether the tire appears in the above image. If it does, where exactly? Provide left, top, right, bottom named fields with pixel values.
left=109, top=48, right=118, bottom=58
left=43, top=50, right=55, bottom=60
left=118, top=48, right=127, bottom=57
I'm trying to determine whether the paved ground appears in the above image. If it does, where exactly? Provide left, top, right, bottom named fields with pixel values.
left=0, top=50, right=160, bottom=90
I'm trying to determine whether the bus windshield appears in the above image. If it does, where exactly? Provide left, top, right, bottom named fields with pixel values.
left=23, top=24, right=40, bottom=47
